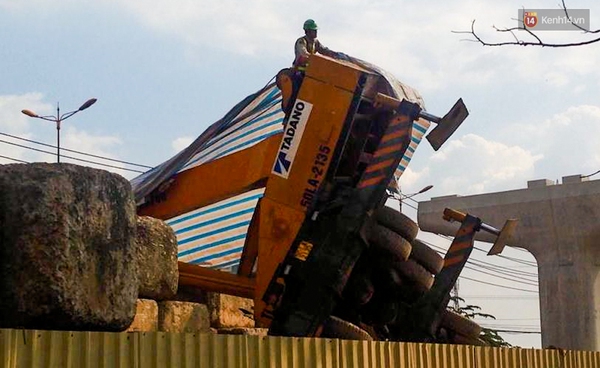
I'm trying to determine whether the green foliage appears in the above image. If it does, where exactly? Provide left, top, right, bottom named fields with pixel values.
left=480, top=328, right=512, bottom=348
left=448, top=295, right=512, bottom=348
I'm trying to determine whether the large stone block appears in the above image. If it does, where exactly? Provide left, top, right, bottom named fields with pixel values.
left=0, top=163, right=138, bottom=331
left=136, top=216, right=178, bottom=300
left=207, top=293, right=254, bottom=328
left=158, top=301, right=210, bottom=333
left=127, top=299, right=158, bottom=332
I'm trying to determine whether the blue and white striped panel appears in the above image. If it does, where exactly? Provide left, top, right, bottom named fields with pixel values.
left=395, top=118, right=431, bottom=178
left=165, top=188, right=265, bottom=269
left=179, top=86, right=284, bottom=173
left=199, top=85, right=282, bottom=152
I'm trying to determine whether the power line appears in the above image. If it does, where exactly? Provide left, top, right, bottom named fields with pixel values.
left=395, top=194, right=540, bottom=288
left=493, top=329, right=541, bottom=334
left=469, top=256, right=538, bottom=278
left=393, top=202, right=542, bottom=291
left=0, top=154, right=28, bottom=163
left=431, top=244, right=538, bottom=286
left=421, top=239, right=539, bottom=286
left=402, top=199, right=419, bottom=211
left=422, top=238, right=538, bottom=278
left=0, top=131, right=152, bottom=169
left=462, top=295, right=538, bottom=300
left=436, top=233, right=538, bottom=267
left=464, top=263, right=538, bottom=287
left=480, top=323, right=540, bottom=329
left=422, top=232, right=539, bottom=287
left=0, top=139, right=144, bottom=173
left=412, top=231, right=538, bottom=286
left=477, top=322, right=540, bottom=332
left=477, top=318, right=539, bottom=321
left=479, top=324, right=542, bottom=334
left=468, top=258, right=538, bottom=281
left=458, top=274, right=538, bottom=293
left=582, top=169, right=600, bottom=178
left=497, top=254, right=537, bottom=267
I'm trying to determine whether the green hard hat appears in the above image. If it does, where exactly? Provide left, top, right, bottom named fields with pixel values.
left=303, top=19, right=318, bottom=31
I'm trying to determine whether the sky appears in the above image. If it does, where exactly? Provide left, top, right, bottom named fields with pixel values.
left=2, top=0, right=599, bottom=348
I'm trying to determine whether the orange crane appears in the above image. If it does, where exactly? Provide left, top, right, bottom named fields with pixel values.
left=135, top=53, right=484, bottom=340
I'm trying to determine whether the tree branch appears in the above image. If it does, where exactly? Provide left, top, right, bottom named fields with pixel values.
left=561, top=0, right=599, bottom=34
left=453, top=2, right=600, bottom=47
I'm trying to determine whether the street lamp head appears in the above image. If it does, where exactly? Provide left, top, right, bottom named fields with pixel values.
left=78, top=98, right=97, bottom=111
left=418, top=185, right=434, bottom=194
left=21, top=109, right=38, bottom=118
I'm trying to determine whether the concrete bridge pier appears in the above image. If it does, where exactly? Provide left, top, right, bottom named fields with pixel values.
left=417, top=175, right=600, bottom=351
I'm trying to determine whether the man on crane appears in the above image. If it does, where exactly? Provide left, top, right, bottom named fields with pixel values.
left=277, top=19, right=346, bottom=114
left=293, top=19, right=340, bottom=71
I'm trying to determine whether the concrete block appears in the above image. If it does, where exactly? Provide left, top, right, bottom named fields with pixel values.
left=431, top=194, right=459, bottom=201
left=0, top=163, right=137, bottom=331
left=562, top=174, right=588, bottom=184
left=158, top=301, right=210, bottom=333
left=136, top=216, right=178, bottom=300
left=127, top=299, right=158, bottom=332
left=527, top=179, right=554, bottom=188
left=207, top=293, right=254, bottom=328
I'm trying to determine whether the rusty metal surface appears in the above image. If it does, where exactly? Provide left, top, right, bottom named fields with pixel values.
left=2, top=329, right=599, bottom=368
left=178, top=261, right=256, bottom=299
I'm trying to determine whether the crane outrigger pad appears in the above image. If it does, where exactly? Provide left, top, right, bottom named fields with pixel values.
left=425, top=98, right=468, bottom=151
left=488, top=218, right=518, bottom=256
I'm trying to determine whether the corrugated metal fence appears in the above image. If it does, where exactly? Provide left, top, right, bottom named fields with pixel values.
left=2, top=329, right=599, bottom=368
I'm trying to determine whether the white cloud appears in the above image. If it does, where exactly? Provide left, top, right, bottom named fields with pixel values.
left=393, top=101, right=598, bottom=210
left=172, top=136, right=194, bottom=153
left=407, top=104, right=600, bottom=200
left=406, top=133, right=541, bottom=197
left=399, top=165, right=430, bottom=191
left=573, top=84, right=587, bottom=94
left=0, top=93, right=52, bottom=134
left=0, top=0, right=83, bottom=13
left=509, top=105, right=600, bottom=177
left=0, top=93, right=54, bottom=164
left=61, top=127, right=122, bottom=154
left=114, top=0, right=295, bottom=57
left=543, top=71, right=569, bottom=87
left=0, top=0, right=20, bottom=11
left=68, top=0, right=506, bottom=94
left=53, top=126, right=129, bottom=175
left=8, top=0, right=597, bottom=96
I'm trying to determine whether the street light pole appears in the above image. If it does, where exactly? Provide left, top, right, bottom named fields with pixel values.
left=22, top=98, right=97, bottom=163
left=389, top=184, right=434, bottom=212
left=57, top=102, right=61, bottom=162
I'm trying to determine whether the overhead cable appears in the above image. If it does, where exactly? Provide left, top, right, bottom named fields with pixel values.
left=421, top=239, right=539, bottom=286
left=0, top=154, right=28, bottom=163
left=0, top=139, right=144, bottom=173
left=458, top=274, right=538, bottom=293
left=0, top=131, right=152, bottom=169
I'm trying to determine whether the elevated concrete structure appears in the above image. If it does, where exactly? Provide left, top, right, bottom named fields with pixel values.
left=418, top=175, right=600, bottom=351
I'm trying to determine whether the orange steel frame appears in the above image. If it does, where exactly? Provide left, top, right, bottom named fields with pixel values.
left=138, top=134, right=282, bottom=221
left=138, top=136, right=282, bottom=301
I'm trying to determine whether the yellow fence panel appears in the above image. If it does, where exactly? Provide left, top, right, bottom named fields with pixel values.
left=2, top=329, right=600, bottom=368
